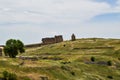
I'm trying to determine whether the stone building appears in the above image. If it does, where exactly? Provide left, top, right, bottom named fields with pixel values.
left=0, top=45, right=4, bottom=56
left=42, top=35, right=63, bottom=44
left=42, top=38, right=55, bottom=44
left=55, top=35, right=63, bottom=43
left=71, top=34, right=76, bottom=41
left=0, top=47, right=2, bottom=56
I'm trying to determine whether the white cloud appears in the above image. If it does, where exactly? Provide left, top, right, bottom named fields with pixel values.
left=114, top=0, right=120, bottom=11
left=0, top=0, right=112, bottom=24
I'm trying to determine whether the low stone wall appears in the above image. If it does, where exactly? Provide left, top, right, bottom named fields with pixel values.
left=25, top=43, right=42, bottom=48
left=19, top=56, right=38, bottom=61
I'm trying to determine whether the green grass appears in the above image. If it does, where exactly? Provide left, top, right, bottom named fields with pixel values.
left=1, top=38, right=120, bottom=80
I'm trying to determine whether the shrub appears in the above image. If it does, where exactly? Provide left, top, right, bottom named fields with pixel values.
left=61, top=61, right=71, bottom=64
left=71, top=71, right=75, bottom=76
left=118, top=57, right=120, bottom=60
left=107, top=75, right=113, bottom=79
left=2, top=71, right=9, bottom=80
left=52, top=56, right=62, bottom=60
left=107, top=60, right=112, bottom=66
left=61, top=66, right=70, bottom=71
left=114, top=49, right=120, bottom=54
left=22, top=76, right=31, bottom=80
left=63, top=44, right=66, bottom=47
left=8, top=73, right=17, bottom=80
left=2, top=71, right=17, bottom=80
left=91, top=56, right=95, bottom=62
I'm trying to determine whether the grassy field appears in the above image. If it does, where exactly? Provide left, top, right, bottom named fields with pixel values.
left=0, top=38, right=120, bottom=80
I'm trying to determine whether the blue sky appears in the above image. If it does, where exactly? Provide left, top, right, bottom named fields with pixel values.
left=95, top=0, right=117, bottom=6
left=91, top=13, right=120, bottom=22
left=0, top=0, right=120, bottom=45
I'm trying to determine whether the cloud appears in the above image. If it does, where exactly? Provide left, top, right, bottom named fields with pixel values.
left=115, top=0, right=120, bottom=10
left=0, top=0, right=112, bottom=24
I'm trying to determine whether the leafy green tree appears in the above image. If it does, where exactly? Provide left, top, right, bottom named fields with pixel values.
left=4, top=39, right=25, bottom=58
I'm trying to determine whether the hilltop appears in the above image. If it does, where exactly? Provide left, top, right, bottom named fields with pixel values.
left=0, top=38, right=120, bottom=80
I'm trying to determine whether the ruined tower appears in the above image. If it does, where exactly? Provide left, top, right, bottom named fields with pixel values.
left=71, top=34, right=76, bottom=41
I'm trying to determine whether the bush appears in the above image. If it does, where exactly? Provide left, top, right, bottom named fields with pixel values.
left=21, top=76, right=31, bottom=80
left=107, top=61, right=112, bottom=66
left=61, top=61, right=71, bottom=64
left=71, top=71, right=75, bottom=76
left=2, top=71, right=9, bottom=80
left=107, top=75, right=113, bottom=79
left=114, top=49, right=120, bottom=54
left=91, top=56, right=95, bottom=62
left=61, top=66, right=70, bottom=71
left=118, top=57, right=120, bottom=60
left=2, top=71, right=17, bottom=80
left=8, top=73, right=17, bottom=80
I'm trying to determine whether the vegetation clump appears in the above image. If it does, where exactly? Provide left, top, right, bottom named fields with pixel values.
left=107, top=75, right=113, bottom=79
left=2, top=71, right=17, bottom=80
left=91, top=56, right=95, bottom=62
left=107, top=60, right=112, bottom=66
left=71, top=71, right=75, bottom=76
left=4, top=39, right=25, bottom=58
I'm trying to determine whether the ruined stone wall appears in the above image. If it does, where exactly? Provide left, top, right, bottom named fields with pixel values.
left=25, top=43, right=42, bottom=48
left=42, top=35, right=63, bottom=45
left=55, top=35, right=63, bottom=43
left=42, top=38, right=56, bottom=44
left=0, top=48, right=3, bottom=56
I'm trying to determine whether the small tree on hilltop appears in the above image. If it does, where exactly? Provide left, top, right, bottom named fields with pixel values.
left=4, top=39, right=25, bottom=58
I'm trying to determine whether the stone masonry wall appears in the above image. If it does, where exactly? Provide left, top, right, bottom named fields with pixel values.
left=42, top=35, right=63, bottom=44
left=0, top=47, right=3, bottom=56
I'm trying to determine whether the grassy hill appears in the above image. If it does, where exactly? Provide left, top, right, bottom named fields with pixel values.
left=0, top=38, right=120, bottom=80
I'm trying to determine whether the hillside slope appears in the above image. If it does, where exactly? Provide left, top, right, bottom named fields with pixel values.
left=0, top=38, right=120, bottom=80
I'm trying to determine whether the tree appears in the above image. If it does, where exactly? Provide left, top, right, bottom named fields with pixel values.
left=4, top=39, right=25, bottom=58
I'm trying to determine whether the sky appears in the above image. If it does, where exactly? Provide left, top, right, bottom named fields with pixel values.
left=0, top=0, right=120, bottom=45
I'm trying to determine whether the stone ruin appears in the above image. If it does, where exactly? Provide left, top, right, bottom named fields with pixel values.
left=71, top=34, right=76, bottom=41
left=42, top=35, right=63, bottom=44
left=0, top=48, right=2, bottom=56
left=0, top=46, right=3, bottom=56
